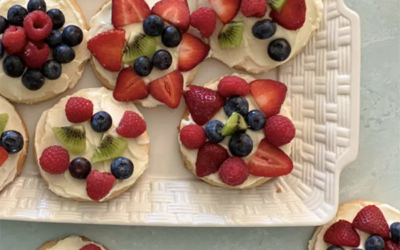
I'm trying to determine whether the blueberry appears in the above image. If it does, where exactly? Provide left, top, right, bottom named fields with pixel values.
left=45, top=30, right=62, bottom=48
left=152, top=50, right=172, bottom=70
left=0, top=40, right=4, bottom=60
left=205, top=120, right=225, bottom=143
left=143, top=15, right=164, bottom=37
left=47, top=9, right=65, bottom=30
left=252, top=19, right=277, bottom=40
left=246, top=110, right=266, bottom=131
left=91, top=111, right=112, bottom=133
left=224, top=96, right=249, bottom=117
left=229, top=133, right=253, bottom=157
left=27, top=0, right=47, bottom=12
left=7, top=5, right=28, bottom=27
left=3, top=56, right=25, bottom=78
left=365, top=235, right=385, bottom=250
left=69, top=157, right=91, bottom=179
left=0, top=130, right=24, bottom=154
left=161, top=26, right=182, bottom=48
left=62, top=25, right=83, bottom=47
left=390, top=222, right=400, bottom=243
left=134, top=56, right=153, bottom=77
left=268, top=38, right=291, bottom=62
left=111, top=157, right=134, bottom=180
left=42, top=60, right=62, bottom=80
left=326, top=246, right=344, bottom=250
left=22, top=69, right=45, bottom=91
left=0, top=16, right=9, bottom=34
left=53, top=45, right=75, bottom=64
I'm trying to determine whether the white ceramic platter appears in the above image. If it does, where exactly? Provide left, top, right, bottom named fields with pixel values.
left=0, top=0, right=360, bottom=227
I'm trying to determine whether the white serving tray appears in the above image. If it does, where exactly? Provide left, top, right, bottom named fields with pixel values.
left=0, top=0, right=360, bottom=227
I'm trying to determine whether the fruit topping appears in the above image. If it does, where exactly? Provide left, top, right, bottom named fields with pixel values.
left=151, top=0, right=190, bottom=32
left=88, top=29, right=125, bottom=72
left=91, top=111, right=113, bottom=133
left=23, top=10, right=52, bottom=41
left=80, top=244, right=102, bottom=250
left=148, top=70, right=184, bottom=109
left=0, top=147, right=9, bottom=167
left=0, top=16, right=9, bottom=34
left=178, top=33, right=210, bottom=72
left=111, top=157, right=134, bottom=179
left=7, top=5, right=28, bottom=27
left=62, top=25, right=83, bottom=47
left=391, top=223, right=400, bottom=243
left=69, top=157, right=91, bottom=179
left=264, top=115, right=295, bottom=146
left=116, top=111, right=147, bottom=138
left=134, top=56, right=153, bottom=77
left=161, top=26, right=182, bottom=48
left=39, top=145, right=70, bottom=174
left=218, top=21, right=244, bottom=50
left=269, top=0, right=288, bottom=13
left=208, top=0, right=240, bottom=24
left=143, top=15, right=164, bottom=37
left=222, top=112, right=247, bottom=136
left=46, top=9, right=65, bottom=30
left=353, top=205, right=390, bottom=239
left=27, top=0, right=47, bottom=13
left=218, top=76, right=249, bottom=97
left=180, top=124, right=206, bottom=149
left=92, top=135, right=127, bottom=163
left=0, top=114, right=9, bottom=134
left=122, top=33, right=156, bottom=64
left=190, top=7, right=216, bottom=38
left=205, top=120, right=225, bottom=143
left=246, top=110, right=266, bottom=131
left=385, top=239, right=400, bottom=250
left=86, top=170, right=115, bottom=201
left=2, top=26, right=27, bottom=54
left=365, top=236, right=385, bottom=250
left=113, top=67, right=149, bottom=102
left=229, top=133, right=253, bottom=157
left=219, top=157, right=249, bottom=186
left=52, top=126, right=86, bottom=154
left=65, top=97, right=94, bottom=123
left=270, top=0, right=306, bottom=31
left=42, top=60, right=62, bottom=80
left=53, top=44, right=75, bottom=64
left=0, top=130, right=24, bottom=154
left=152, top=50, right=172, bottom=70
left=248, top=138, right=293, bottom=177
left=3, top=55, right=25, bottom=78
left=224, top=96, right=249, bottom=117
left=196, top=142, right=229, bottom=177
left=22, top=41, right=50, bottom=68
left=44, top=30, right=62, bottom=48
left=22, top=69, right=45, bottom=91
left=241, top=0, right=267, bottom=18
left=183, top=85, right=225, bottom=126
left=268, top=38, right=291, bottom=62
left=112, top=0, right=151, bottom=28
left=323, top=220, right=361, bottom=248
left=252, top=20, right=277, bottom=40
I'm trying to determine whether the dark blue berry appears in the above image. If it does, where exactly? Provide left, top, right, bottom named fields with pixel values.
left=0, top=16, right=9, bottom=34
left=111, top=157, right=134, bottom=180
left=134, top=56, right=153, bottom=77
left=3, top=56, right=25, bottom=78
left=27, top=0, right=47, bottom=12
left=252, top=20, right=277, bottom=40
left=205, top=120, right=225, bottom=143
left=7, top=5, right=28, bottom=27
left=1, top=130, right=24, bottom=154
left=326, top=246, right=344, bottom=250
left=390, top=222, right=400, bottom=243
left=69, top=157, right=91, bottom=179
left=143, top=15, right=164, bottom=37
left=365, top=235, right=385, bottom=250
left=47, top=9, right=65, bottom=30
left=268, top=38, right=291, bottom=62
left=42, top=60, right=62, bottom=80
left=246, top=110, right=266, bottom=131
left=91, top=111, right=112, bottom=133
left=53, top=45, right=75, bottom=64
left=62, top=25, right=83, bottom=47
left=162, top=26, right=182, bottom=48
left=0, top=40, right=4, bottom=60
left=22, top=69, right=45, bottom=91
left=229, top=133, right=253, bottom=157
left=152, top=50, right=172, bottom=70
left=224, top=96, right=249, bottom=117
left=45, top=30, right=63, bottom=48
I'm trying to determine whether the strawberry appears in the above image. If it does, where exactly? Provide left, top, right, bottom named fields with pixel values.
left=80, top=244, right=102, bottom=250
left=178, top=33, right=210, bottom=72
left=241, top=0, right=267, bottom=18
left=249, top=79, right=287, bottom=118
left=151, top=0, right=190, bottom=32
left=190, top=7, right=217, bottom=38
left=353, top=205, right=390, bottom=239
left=148, top=71, right=184, bottom=109
left=113, top=68, right=149, bottom=101
left=323, top=220, right=361, bottom=247
left=112, top=0, right=151, bottom=28
left=196, top=142, right=229, bottom=177
left=86, top=170, right=115, bottom=201
left=218, top=76, right=249, bottom=97
left=270, top=0, right=306, bottom=31
left=183, top=85, right=225, bottom=126
left=248, top=139, right=293, bottom=177
left=116, top=111, right=147, bottom=138
left=207, top=0, right=240, bottom=24
left=87, top=29, right=125, bottom=72
left=180, top=125, right=206, bottom=149
left=385, top=240, right=400, bottom=250
left=0, top=147, right=9, bottom=167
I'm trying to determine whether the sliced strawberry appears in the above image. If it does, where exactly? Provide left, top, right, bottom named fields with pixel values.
left=249, top=79, right=287, bottom=118
left=208, top=0, right=240, bottom=24
left=113, top=68, right=149, bottom=101
left=148, top=70, right=184, bottom=109
left=352, top=205, right=390, bottom=239
left=270, top=0, right=306, bottom=31
left=112, top=0, right=151, bottom=28
left=248, top=139, right=293, bottom=177
left=196, top=142, right=229, bottom=177
left=183, top=85, right=225, bottom=126
left=0, top=147, right=9, bottom=167
left=87, top=29, right=125, bottom=72
left=178, top=33, right=210, bottom=72
left=151, top=0, right=190, bottom=32
left=323, top=220, right=361, bottom=247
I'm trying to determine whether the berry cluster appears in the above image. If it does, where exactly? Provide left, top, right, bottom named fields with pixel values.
left=0, top=113, right=24, bottom=168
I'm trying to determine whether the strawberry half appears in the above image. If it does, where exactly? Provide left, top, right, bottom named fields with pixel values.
left=353, top=205, right=390, bottom=239
left=178, top=33, right=210, bottom=72
left=0, top=147, right=9, bottom=167
left=248, top=139, right=293, bottom=177
left=151, top=0, right=190, bottom=32
left=207, top=0, right=240, bottom=24
left=113, top=67, right=149, bottom=102
left=323, top=220, right=361, bottom=247
left=148, top=70, right=184, bottom=109
left=270, top=0, right=306, bottom=31
left=112, top=0, right=151, bottom=28
left=249, top=79, right=287, bottom=118
left=196, top=142, right=229, bottom=177
left=88, top=29, right=125, bottom=72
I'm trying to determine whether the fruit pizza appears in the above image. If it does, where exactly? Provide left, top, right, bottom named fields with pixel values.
left=38, top=236, right=109, bottom=250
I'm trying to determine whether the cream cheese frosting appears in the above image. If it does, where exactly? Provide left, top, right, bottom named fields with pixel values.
left=179, top=74, right=293, bottom=188
left=35, top=88, right=150, bottom=201
left=44, top=236, right=106, bottom=250
left=0, top=0, right=90, bottom=104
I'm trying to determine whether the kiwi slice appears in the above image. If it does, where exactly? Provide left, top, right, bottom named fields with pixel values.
left=218, top=22, right=244, bottom=50
left=52, top=126, right=86, bottom=154
left=92, top=134, right=127, bottom=163
left=222, top=112, right=247, bottom=136
left=122, top=33, right=156, bottom=64
left=269, top=0, right=288, bottom=13
left=0, top=113, right=9, bottom=134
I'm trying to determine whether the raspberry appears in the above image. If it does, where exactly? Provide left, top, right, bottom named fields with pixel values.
left=86, top=170, right=115, bottom=201
left=218, top=76, right=249, bottom=97
left=264, top=115, right=295, bottom=147
left=190, top=7, right=216, bottom=38
left=116, top=111, right=147, bottom=138
left=65, top=97, right=94, bottom=123
left=385, top=240, right=400, bottom=250
left=180, top=125, right=206, bottom=149
left=39, top=146, right=70, bottom=174
left=80, top=244, right=102, bottom=250
left=23, top=11, right=53, bottom=41
left=22, top=41, right=50, bottom=68
left=196, top=142, right=229, bottom=177
left=219, top=157, right=249, bottom=186
left=241, top=0, right=267, bottom=18
left=2, top=26, right=27, bottom=54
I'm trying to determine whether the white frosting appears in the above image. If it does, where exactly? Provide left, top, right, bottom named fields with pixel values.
left=197, top=0, right=323, bottom=74
left=179, top=74, right=293, bottom=188
left=45, top=236, right=106, bottom=250
left=35, top=88, right=150, bottom=201
left=0, top=96, right=28, bottom=191
left=0, top=0, right=91, bottom=103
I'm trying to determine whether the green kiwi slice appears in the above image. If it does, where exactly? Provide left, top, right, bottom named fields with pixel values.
left=92, top=134, right=127, bottom=163
left=122, top=33, right=156, bottom=64
left=52, top=126, right=86, bottom=154
left=218, top=21, right=245, bottom=50
left=269, top=0, right=288, bottom=13
left=222, top=112, right=247, bottom=136
left=0, top=113, right=9, bottom=134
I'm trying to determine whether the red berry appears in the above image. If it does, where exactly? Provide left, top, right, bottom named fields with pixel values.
left=270, top=0, right=306, bottom=31
left=241, top=0, right=267, bottom=18
left=80, top=244, right=102, bottom=250
left=353, top=205, right=390, bottom=239
left=385, top=240, right=400, bottom=250
left=208, top=0, right=240, bottom=24
left=0, top=147, right=9, bottom=167
left=116, top=111, right=147, bottom=138
left=2, top=26, right=27, bottom=54
left=86, top=170, right=115, bottom=201
left=219, top=157, right=249, bottom=186
left=148, top=71, right=184, bottom=109
left=323, top=220, right=361, bottom=247
left=39, top=146, right=70, bottom=175
left=180, top=125, right=206, bottom=149
left=113, top=68, right=149, bottom=102
left=151, top=0, right=190, bottom=32
left=65, top=97, right=94, bottom=123
left=178, top=33, right=210, bottom=72
left=196, top=142, right=229, bottom=177
left=112, top=0, right=150, bottom=28
left=190, top=7, right=216, bottom=38
left=264, top=115, right=295, bottom=147
left=218, top=76, right=249, bottom=97
left=22, top=41, right=50, bottom=68
left=23, top=11, right=53, bottom=41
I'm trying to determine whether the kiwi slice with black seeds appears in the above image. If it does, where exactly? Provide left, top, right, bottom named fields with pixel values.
left=92, top=134, right=127, bottom=163
left=52, top=126, right=86, bottom=154
left=222, top=112, right=247, bottom=136
left=122, top=33, right=156, bottom=64
left=269, top=0, right=288, bottom=13
left=0, top=113, right=9, bottom=134
left=218, top=21, right=245, bottom=50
